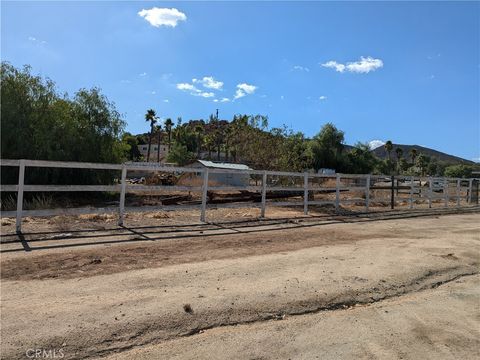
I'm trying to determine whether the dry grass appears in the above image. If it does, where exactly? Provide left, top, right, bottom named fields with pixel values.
left=78, top=214, right=117, bottom=222
left=176, top=174, right=222, bottom=187
left=1, top=218, right=14, bottom=226
left=48, top=215, right=72, bottom=232
left=147, top=212, right=170, bottom=219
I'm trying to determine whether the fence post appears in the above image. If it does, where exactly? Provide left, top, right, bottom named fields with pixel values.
left=456, top=179, right=460, bottom=207
left=428, top=176, right=433, bottom=208
left=365, top=175, right=370, bottom=213
left=200, top=168, right=209, bottom=222
left=261, top=171, right=267, bottom=218
left=118, top=164, right=127, bottom=226
left=15, top=159, right=25, bottom=233
left=409, top=176, right=414, bottom=210
left=390, top=175, right=395, bottom=210
left=335, top=174, right=340, bottom=213
left=468, top=179, right=473, bottom=204
left=303, top=172, right=309, bottom=215
left=444, top=178, right=448, bottom=208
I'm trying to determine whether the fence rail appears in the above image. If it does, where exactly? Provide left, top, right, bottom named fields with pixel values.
left=1, top=159, right=478, bottom=233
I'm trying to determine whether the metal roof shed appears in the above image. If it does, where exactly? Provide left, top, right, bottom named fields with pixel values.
left=188, top=160, right=252, bottom=187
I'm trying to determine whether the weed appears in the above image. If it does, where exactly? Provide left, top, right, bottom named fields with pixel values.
left=183, top=304, right=193, bottom=314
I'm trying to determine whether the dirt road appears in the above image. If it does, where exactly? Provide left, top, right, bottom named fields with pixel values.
left=107, top=274, right=480, bottom=360
left=1, top=212, right=479, bottom=359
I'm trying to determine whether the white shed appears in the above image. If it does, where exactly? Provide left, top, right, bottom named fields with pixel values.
left=188, top=160, right=252, bottom=187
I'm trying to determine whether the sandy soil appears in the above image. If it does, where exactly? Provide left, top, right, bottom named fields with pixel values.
left=106, top=275, right=480, bottom=360
left=1, top=211, right=479, bottom=359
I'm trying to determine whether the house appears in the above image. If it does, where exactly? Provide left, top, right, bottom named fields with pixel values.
left=188, top=160, right=252, bottom=187
left=137, top=144, right=170, bottom=163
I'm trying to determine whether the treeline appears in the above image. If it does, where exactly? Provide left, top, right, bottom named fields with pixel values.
left=1, top=62, right=477, bottom=185
left=128, top=113, right=477, bottom=178
left=1, top=62, right=127, bottom=185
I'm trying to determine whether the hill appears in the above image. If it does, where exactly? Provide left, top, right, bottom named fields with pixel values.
left=370, top=144, right=474, bottom=165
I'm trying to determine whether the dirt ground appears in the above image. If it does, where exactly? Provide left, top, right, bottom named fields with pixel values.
left=1, top=209, right=479, bottom=359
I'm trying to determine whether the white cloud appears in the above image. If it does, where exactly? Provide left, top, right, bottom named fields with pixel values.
left=151, top=91, right=156, bottom=95
left=321, top=56, right=383, bottom=74
left=346, top=57, right=383, bottom=73
left=163, top=99, right=169, bottom=103
left=368, top=140, right=386, bottom=150
left=139, top=72, right=147, bottom=77
left=321, top=60, right=346, bottom=73
left=319, top=95, right=327, bottom=100
left=234, top=83, right=257, bottom=99
left=28, top=36, right=47, bottom=45
left=280, top=95, right=285, bottom=100
left=293, top=65, right=310, bottom=72
left=138, top=7, right=187, bottom=28
left=193, top=76, right=223, bottom=90
left=197, top=92, right=214, bottom=98
left=213, top=97, right=230, bottom=103
left=176, top=83, right=196, bottom=91
left=177, top=82, right=216, bottom=98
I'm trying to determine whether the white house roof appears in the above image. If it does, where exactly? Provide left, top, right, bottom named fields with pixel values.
left=196, top=160, right=252, bottom=170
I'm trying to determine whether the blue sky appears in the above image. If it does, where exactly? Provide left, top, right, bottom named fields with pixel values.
left=2, top=1, right=479, bottom=161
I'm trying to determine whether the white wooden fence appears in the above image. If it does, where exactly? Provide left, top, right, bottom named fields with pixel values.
left=0, top=159, right=478, bottom=233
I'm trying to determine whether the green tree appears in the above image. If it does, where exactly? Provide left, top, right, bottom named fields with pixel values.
left=122, top=133, right=141, bottom=161
left=415, top=154, right=430, bottom=176
left=346, top=143, right=379, bottom=174
left=1, top=62, right=127, bottom=185
left=166, top=143, right=194, bottom=166
left=444, top=164, right=474, bottom=178
left=144, top=109, right=157, bottom=162
left=309, top=123, right=345, bottom=171
left=164, top=118, right=174, bottom=149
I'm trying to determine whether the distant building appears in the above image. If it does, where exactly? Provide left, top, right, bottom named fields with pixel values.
left=137, top=144, right=170, bottom=163
left=318, top=168, right=336, bottom=175
left=188, top=160, right=252, bottom=187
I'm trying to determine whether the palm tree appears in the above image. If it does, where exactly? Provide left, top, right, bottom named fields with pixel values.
left=204, top=134, right=214, bottom=160
left=145, top=109, right=157, bottom=162
left=410, top=148, right=418, bottom=164
left=194, top=123, right=204, bottom=159
left=384, top=140, right=393, bottom=161
left=395, top=147, right=403, bottom=173
left=155, top=125, right=162, bottom=163
left=164, top=118, right=173, bottom=149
